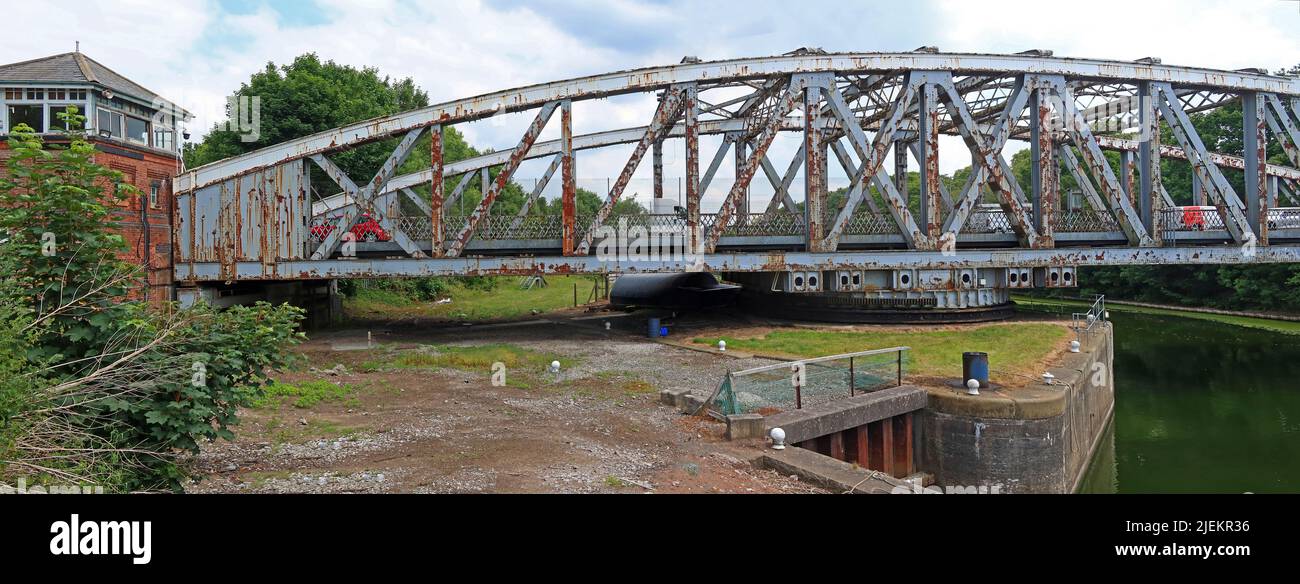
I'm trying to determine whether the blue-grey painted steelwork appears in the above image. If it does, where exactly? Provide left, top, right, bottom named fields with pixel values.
left=172, top=50, right=1300, bottom=284
left=175, top=245, right=1300, bottom=281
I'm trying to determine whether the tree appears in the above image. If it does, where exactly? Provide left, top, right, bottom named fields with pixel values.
left=184, top=54, right=447, bottom=183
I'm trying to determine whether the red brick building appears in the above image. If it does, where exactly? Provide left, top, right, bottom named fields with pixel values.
left=0, top=51, right=190, bottom=303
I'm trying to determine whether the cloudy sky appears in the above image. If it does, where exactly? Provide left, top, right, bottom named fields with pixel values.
left=5, top=0, right=1299, bottom=207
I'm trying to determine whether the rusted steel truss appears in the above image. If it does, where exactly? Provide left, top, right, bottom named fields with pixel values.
left=308, top=126, right=425, bottom=259
left=576, top=84, right=691, bottom=254
left=174, top=51, right=1300, bottom=282
left=447, top=101, right=559, bottom=257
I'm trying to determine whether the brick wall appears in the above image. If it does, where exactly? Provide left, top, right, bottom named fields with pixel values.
left=0, top=137, right=180, bottom=307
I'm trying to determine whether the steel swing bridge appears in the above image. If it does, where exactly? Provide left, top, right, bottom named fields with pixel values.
left=174, top=49, right=1300, bottom=293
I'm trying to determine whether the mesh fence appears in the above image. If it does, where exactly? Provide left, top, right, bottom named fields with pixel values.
left=711, top=348, right=909, bottom=416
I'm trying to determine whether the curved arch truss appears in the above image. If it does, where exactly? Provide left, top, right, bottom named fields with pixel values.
left=174, top=50, right=1300, bottom=282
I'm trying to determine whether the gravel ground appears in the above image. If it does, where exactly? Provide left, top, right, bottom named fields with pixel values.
left=185, top=310, right=820, bottom=494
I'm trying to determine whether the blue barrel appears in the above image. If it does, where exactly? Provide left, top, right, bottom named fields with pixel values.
left=647, top=317, right=661, bottom=338
left=963, top=352, right=989, bottom=388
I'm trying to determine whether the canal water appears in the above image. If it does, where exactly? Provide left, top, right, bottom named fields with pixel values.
left=1074, top=309, right=1300, bottom=493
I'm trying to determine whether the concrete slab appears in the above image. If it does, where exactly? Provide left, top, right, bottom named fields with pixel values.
left=756, top=446, right=906, bottom=494
left=725, top=414, right=765, bottom=440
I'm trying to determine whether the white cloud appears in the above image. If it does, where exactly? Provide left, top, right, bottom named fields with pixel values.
left=5, top=0, right=1297, bottom=210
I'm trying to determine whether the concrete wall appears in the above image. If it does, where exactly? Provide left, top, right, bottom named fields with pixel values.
left=916, top=322, right=1115, bottom=493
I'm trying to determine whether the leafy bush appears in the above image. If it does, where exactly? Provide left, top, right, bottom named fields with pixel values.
left=0, top=111, right=305, bottom=491
left=341, top=277, right=450, bottom=302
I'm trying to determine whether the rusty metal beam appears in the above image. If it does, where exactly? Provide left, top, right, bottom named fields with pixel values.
left=936, top=74, right=1040, bottom=247
left=1029, top=87, right=1057, bottom=246
left=511, top=154, right=562, bottom=230
left=561, top=100, right=577, bottom=256
left=805, top=83, right=828, bottom=251
left=1046, top=78, right=1152, bottom=246
left=1265, top=94, right=1300, bottom=170
left=823, top=74, right=926, bottom=249
left=429, top=125, right=444, bottom=257
left=829, top=139, right=882, bottom=215
left=918, top=82, right=942, bottom=240
left=1059, top=146, right=1109, bottom=213
left=1120, top=150, right=1137, bottom=206
left=684, top=85, right=701, bottom=256
left=447, top=101, right=558, bottom=257
left=1155, top=82, right=1252, bottom=244
left=342, top=112, right=1300, bottom=214
left=577, top=86, right=688, bottom=254
left=703, top=78, right=805, bottom=253
left=760, top=147, right=803, bottom=214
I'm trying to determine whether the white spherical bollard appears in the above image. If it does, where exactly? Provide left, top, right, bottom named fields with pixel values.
left=966, top=378, right=980, bottom=396
left=549, top=360, right=561, bottom=373
left=1042, top=371, right=1056, bottom=385
left=769, top=427, right=786, bottom=450
left=1069, top=340, right=1081, bottom=353
left=718, top=340, right=726, bottom=352
left=604, top=321, right=611, bottom=331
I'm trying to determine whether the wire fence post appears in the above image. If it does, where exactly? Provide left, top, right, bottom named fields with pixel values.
left=896, top=350, right=903, bottom=387
left=795, top=376, right=802, bottom=410
left=849, top=356, right=856, bottom=397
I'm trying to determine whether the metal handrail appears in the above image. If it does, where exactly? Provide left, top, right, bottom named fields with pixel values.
left=1071, top=295, right=1106, bottom=335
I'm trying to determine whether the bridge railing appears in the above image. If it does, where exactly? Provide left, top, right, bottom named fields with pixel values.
left=1057, top=209, right=1120, bottom=232
left=306, top=204, right=1296, bottom=252
left=1159, top=208, right=1228, bottom=233
left=964, top=207, right=1014, bottom=234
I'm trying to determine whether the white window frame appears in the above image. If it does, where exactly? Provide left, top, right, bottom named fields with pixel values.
left=96, top=107, right=124, bottom=139
left=124, top=114, right=149, bottom=145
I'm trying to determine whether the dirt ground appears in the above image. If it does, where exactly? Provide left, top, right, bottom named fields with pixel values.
left=185, top=308, right=828, bottom=494
left=186, top=305, right=1073, bottom=494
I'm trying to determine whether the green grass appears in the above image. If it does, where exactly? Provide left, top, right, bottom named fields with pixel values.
left=593, top=370, right=656, bottom=396
left=243, top=470, right=295, bottom=489
left=344, top=275, right=602, bottom=321
left=1013, top=295, right=1300, bottom=336
left=694, top=322, right=1070, bottom=378
left=263, top=416, right=363, bottom=450
left=366, top=343, right=571, bottom=372
left=361, top=343, right=574, bottom=390
left=251, top=380, right=360, bottom=409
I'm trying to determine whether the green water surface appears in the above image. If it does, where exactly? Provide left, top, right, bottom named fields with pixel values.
left=1063, top=307, right=1300, bottom=493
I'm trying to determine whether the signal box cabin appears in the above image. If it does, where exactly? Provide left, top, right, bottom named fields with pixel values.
left=0, top=51, right=190, bottom=304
